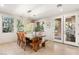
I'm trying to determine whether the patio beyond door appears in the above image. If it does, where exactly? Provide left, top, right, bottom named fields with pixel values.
left=54, top=18, right=64, bottom=43
left=54, top=15, right=78, bottom=46
left=64, top=15, right=77, bottom=46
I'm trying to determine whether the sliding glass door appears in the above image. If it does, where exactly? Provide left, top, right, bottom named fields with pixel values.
left=54, top=15, right=78, bottom=46
left=64, top=15, right=77, bottom=46
left=54, top=18, right=63, bottom=42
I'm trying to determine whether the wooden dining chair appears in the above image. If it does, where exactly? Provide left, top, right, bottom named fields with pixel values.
left=30, top=37, right=42, bottom=52
left=17, top=32, right=21, bottom=46
left=42, top=40, right=48, bottom=47
left=17, top=32, right=26, bottom=50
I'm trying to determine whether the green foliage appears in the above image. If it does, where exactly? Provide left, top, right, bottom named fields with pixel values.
left=35, top=22, right=44, bottom=32
left=17, top=20, right=24, bottom=32
left=2, top=16, right=14, bottom=33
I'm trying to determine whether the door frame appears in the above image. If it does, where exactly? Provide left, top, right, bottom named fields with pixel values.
left=63, top=14, right=78, bottom=46
left=53, top=16, right=64, bottom=43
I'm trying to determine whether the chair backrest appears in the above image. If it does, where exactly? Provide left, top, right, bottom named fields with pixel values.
left=17, top=32, right=26, bottom=42
left=38, top=37, right=42, bottom=44
left=32, top=37, right=42, bottom=45
left=32, top=37, right=38, bottom=43
left=17, top=32, right=21, bottom=41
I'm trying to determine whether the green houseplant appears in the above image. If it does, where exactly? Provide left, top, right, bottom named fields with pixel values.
left=17, top=20, right=24, bottom=32
left=35, top=22, right=44, bottom=32
left=34, top=22, right=44, bottom=37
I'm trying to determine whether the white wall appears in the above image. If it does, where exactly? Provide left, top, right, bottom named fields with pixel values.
left=0, top=13, right=32, bottom=44
left=38, top=10, right=79, bottom=46
left=38, top=18, right=54, bottom=40
left=0, top=13, right=17, bottom=44
left=1, top=10, right=79, bottom=45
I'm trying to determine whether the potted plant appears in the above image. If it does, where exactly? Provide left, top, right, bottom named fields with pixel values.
left=34, top=22, right=44, bottom=37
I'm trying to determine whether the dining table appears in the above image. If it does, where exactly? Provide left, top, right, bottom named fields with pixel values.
left=25, top=32, right=46, bottom=52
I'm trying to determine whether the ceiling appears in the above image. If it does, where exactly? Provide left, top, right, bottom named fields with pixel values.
left=0, top=4, right=79, bottom=19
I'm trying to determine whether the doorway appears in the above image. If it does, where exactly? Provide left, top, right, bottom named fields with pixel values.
left=54, top=18, right=63, bottom=42
left=64, top=15, right=77, bottom=46
left=54, top=15, right=78, bottom=46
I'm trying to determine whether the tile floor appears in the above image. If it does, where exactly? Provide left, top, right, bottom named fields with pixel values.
left=0, top=41, right=79, bottom=55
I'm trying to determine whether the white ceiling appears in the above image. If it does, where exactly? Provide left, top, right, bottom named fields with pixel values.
left=0, top=4, right=79, bottom=19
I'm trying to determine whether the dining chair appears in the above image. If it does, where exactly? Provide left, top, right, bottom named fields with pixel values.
left=17, top=32, right=26, bottom=50
left=30, top=37, right=42, bottom=52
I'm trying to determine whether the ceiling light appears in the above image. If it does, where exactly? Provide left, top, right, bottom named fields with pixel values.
left=27, top=10, right=32, bottom=13
left=57, top=4, right=63, bottom=12
left=0, top=4, right=4, bottom=7
left=57, top=4, right=62, bottom=8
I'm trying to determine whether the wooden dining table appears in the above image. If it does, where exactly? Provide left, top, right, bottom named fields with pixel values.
left=25, top=32, right=47, bottom=52
left=25, top=36, right=46, bottom=51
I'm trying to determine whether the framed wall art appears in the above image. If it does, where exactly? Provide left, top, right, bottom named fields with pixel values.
left=2, top=16, right=14, bottom=33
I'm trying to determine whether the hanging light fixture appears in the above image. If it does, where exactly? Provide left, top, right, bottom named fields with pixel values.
left=57, top=4, right=63, bottom=12
left=27, top=10, right=32, bottom=13
left=57, top=4, right=62, bottom=8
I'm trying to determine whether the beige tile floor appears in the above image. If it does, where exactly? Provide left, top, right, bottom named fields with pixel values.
left=0, top=41, right=79, bottom=55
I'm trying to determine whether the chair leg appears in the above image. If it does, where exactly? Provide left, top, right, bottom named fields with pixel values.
left=32, top=44, right=38, bottom=52
left=23, top=43, right=26, bottom=51
left=20, top=42, right=23, bottom=48
left=17, top=40, right=21, bottom=46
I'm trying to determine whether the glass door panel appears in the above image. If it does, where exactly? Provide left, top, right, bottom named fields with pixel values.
left=65, top=16, right=75, bottom=42
left=64, top=15, right=77, bottom=46
left=54, top=18, right=63, bottom=42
